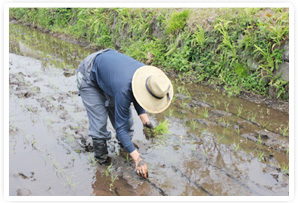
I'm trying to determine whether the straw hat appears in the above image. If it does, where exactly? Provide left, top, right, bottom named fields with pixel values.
left=132, top=66, right=174, bottom=114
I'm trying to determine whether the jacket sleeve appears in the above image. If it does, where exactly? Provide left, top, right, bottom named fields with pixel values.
left=114, top=90, right=136, bottom=153
left=132, top=95, right=146, bottom=115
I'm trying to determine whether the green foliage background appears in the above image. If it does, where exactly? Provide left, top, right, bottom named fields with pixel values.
left=9, top=8, right=289, bottom=100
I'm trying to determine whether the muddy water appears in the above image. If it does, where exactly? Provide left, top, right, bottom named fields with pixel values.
left=9, top=22, right=289, bottom=196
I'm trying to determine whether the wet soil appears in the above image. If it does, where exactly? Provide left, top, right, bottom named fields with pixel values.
left=9, top=23, right=289, bottom=196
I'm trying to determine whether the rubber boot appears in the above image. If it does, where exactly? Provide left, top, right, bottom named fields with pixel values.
left=92, top=138, right=109, bottom=164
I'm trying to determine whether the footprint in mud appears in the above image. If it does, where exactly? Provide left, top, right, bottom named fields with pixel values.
left=16, top=188, right=32, bottom=196
left=14, top=172, right=36, bottom=181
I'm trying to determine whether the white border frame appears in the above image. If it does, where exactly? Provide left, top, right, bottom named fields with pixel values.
left=3, top=1, right=295, bottom=202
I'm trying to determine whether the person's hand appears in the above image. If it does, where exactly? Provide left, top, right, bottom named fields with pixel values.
left=135, top=156, right=148, bottom=179
left=143, top=122, right=154, bottom=139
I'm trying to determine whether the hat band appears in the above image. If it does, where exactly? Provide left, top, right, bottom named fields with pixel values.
left=145, top=76, right=171, bottom=101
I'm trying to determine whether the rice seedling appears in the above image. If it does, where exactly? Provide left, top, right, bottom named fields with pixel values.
left=247, top=111, right=257, bottom=122
left=189, top=119, right=198, bottom=130
left=286, top=147, right=289, bottom=155
left=72, top=181, right=79, bottom=191
left=193, top=107, right=197, bottom=114
left=257, top=134, right=262, bottom=144
left=234, top=140, right=240, bottom=152
left=203, top=108, right=209, bottom=118
left=75, top=149, right=81, bottom=155
left=154, top=119, right=170, bottom=136
left=170, top=156, right=174, bottom=164
left=181, top=101, right=187, bottom=109
left=225, top=120, right=230, bottom=128
left=180, top=135, right=183, bottom=145
left=266, top=109, right=271, bottom=116
left=258, top=152, right=265, bottom=161
left=236, top=127, right=240, bottom=135
left=58, top=167, right=65, bottom=176
left=190, top=140, right=196, bottom=151
left=281, top=162, right=289, bottom=175
left=105, top=162, right=113, bottom=177
left=224, top=101, right=229, bottom=112
left=168, top=109, right=173, bottom=117
left=204, top=148, right=208, bottom=159
left=281, top=126, right=289, bottom=136
left=261, top=121, right=272, bottom=129
left=237, top=105, right=243, bottom=117
left=52, top=158, right=60, bottom=169
left=182, top=115, right=187, bottom=125
left=177, top=85, right=185, bottom=94
left=70, top=153, right=75, bottom=161
left=126, top=153, right=132, bottom=162
left=65, top=174, right=78, bottom=191
left=90, top=156, right=97, bottom=167
left=32, top=137, right=37, bottom=147
left=185, top=88, right=191, bottom=98
left=171, top=96, right=177, bottom=103
left=212, top=100, right=217, bottom=108
left=217, top=135, right=224, bottom=143
left=109, top=174, right=118, bottom=191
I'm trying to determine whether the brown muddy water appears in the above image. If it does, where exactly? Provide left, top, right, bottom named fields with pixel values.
left=9, top=22, right=289, bottom=196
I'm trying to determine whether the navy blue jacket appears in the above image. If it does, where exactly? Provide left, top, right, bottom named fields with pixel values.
left=90, top=49, right=146, bottom=153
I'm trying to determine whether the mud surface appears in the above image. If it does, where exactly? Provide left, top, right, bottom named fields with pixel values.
left=9, top=23, right=289, bottom=196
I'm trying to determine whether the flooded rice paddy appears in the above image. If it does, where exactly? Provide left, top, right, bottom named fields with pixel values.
left=9, top=22, right=289, bottom=196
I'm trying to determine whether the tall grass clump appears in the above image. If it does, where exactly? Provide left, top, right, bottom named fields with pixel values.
left=9, top=8, right=289, bottom=100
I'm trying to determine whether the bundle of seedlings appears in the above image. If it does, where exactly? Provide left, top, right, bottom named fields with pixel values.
left=144, top=119, right=169, bottom=140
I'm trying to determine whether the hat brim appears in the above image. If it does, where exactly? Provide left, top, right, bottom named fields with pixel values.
left=132, top=66, right=173, bottom=114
